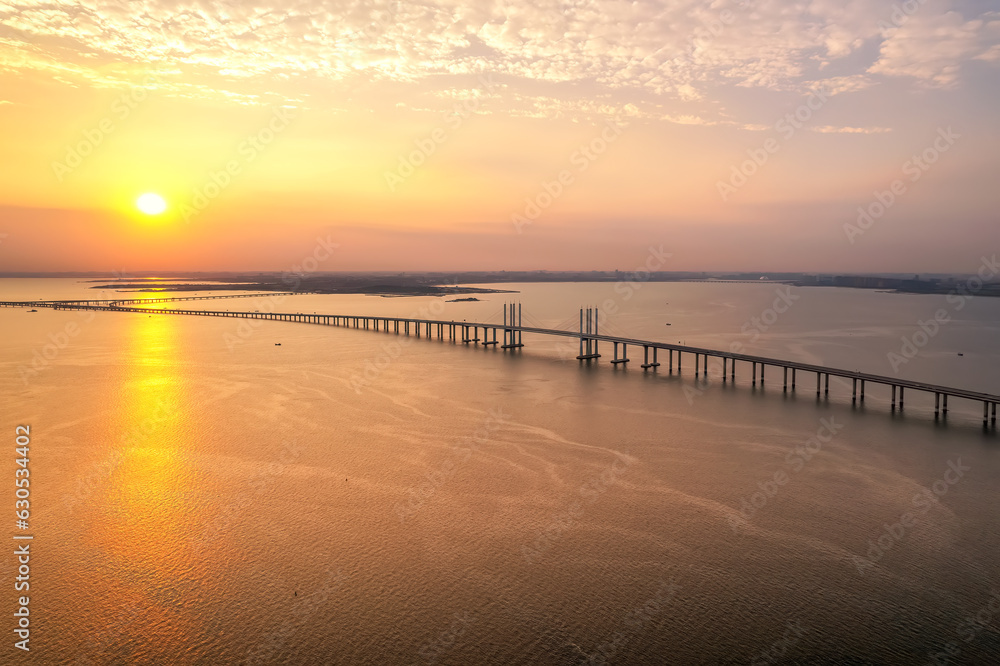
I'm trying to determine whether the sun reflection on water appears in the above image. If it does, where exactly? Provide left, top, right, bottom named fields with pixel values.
left=84, top=313, right=202, bottom=655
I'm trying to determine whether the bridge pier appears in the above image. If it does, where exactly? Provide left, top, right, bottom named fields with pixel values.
left=860, top=380, right=865, bottom=403
left=483, top=327, right=499, bottom=346
left=783, top=367, right=788, bottom=391
left=576, top=307, right=599, bottom=359
left=899, top=387, right=905, bottom=410
left=641, top=346, right=660, bottom=369
left=935, top=393, right=940, bottom=418
left=751, top=362, right=756, bottom=387
left=503, top=303, right=525, bottom=350
left=722, top=358, right=727, bottom=382
left=611, top=342, right=629, bottom=365
left=760, top=364, right=765, bottom=385
left=791, top=368, right=796, bottom=390
left=816, top=373, right=821, bottom=397
left=695, top=353, right=700, bottom=378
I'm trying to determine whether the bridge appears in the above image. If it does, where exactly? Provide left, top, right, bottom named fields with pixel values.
left=3, top=297, right=996, bottom=429
left=0, top=292, right=299, bottom=308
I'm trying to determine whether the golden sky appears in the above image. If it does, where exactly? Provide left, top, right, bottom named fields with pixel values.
left=1, top=0, right=998, bottom=272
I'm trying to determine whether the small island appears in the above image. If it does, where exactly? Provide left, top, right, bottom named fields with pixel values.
left=446, top=297, right=481, bottom=302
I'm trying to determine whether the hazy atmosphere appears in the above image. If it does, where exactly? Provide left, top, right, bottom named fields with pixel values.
left=2, top=0, right=999, bottom=272
left=2, top=2, right=999, bottom=665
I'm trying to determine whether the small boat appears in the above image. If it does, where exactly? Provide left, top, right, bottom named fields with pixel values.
left=664, top=323, right=671, bottom=326
left=27, top=309, right=38, bottom=312
left=957, top=353, right=964, bottom=356
left=275, top=343, right=282, bottom=346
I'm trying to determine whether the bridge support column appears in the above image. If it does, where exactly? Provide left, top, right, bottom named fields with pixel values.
left=852, top=378, right=857, bottom=404
left=640, top=346, right=660, bottom=369
left=985, top=402, right=990, bottom=428
left=783, top=367, right=787, bottom=391
left=860, top=380, right=865, bottom=403
left=678, top=352, right=682, bottom=373
left=791, top=368, right=796, bottom=390
left=574, top=306, right=598, bottom=359
left=669, top=350, right=673, bottom=372
left=504, top=302, right=525, bottom=350
left=892, top=386, right=896, bottom=410
left=824, top=374, right=829, bottom=397
left=722, top=358, right=727, bottom=382
left=752, top=362, right=756, bottom=387
left=703, top=354, right=709, bottom=378
left=695, top=354, right=700, bottom=378
left=760, top=364, right=765, bottom=385
left=731, top=360, right=735, bottom=381
left=992, top=403, right=996, bottom=427
left=611, top=342, right=629, bottom=365
left=816, top=373, right=821, bottom=397
left=943, top=394, right=948, bottom=415
left=899, top=387, right=904, bottom=410
left=934, top=393, right=940, bottom=418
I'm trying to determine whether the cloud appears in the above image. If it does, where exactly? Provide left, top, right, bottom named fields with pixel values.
left=809, top=125, right=893, bottom=134
left=0, top=0, right=996, bottom=118
left=868, top=9, right=1000, bottom=87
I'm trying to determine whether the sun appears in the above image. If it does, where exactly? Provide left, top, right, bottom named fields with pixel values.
left=136, top=192, right=167, bottom=215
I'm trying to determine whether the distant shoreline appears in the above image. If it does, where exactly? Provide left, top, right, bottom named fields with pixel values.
left=0, top=271, right=996, bottom=299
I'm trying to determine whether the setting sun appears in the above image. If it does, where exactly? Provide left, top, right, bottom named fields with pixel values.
left=136, top=192, right=167, bottom=216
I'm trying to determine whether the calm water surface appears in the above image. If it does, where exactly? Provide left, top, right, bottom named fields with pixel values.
left=1, top=279, right=999, bottom=664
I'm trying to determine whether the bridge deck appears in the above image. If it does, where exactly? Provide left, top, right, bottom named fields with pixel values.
left=2, top=299, right=996, bottom=417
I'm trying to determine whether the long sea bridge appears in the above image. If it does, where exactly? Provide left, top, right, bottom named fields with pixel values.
left=2, top=296, right=996, bottom=429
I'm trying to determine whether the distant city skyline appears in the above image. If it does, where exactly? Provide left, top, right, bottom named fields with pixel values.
left=1, top=0, right=998, bottom=272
